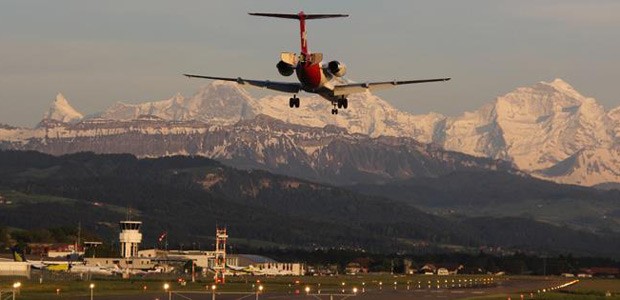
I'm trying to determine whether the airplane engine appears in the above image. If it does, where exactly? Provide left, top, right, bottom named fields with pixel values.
left=327, top=60, right=347, bottom=77
left=276, top=61, right=295, bottom=76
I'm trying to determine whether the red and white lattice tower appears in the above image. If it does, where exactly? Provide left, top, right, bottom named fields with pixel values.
left=213, top=227, right=227, bottom=283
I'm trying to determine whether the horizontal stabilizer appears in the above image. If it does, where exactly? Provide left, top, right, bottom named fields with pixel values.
left=249, top=12, right=348, bottom=20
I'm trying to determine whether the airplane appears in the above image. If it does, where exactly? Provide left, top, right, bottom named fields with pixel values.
left=110, top=264, right=165, bottom=276
left=12, top=247, right=114, bottom=275
left=225, top=264, right=264, bottom=275
left=184, top=11, right=450, bottom=115
left=12, top=247, right=64, bottom=270
left=67, top=262, right=115, bottom=276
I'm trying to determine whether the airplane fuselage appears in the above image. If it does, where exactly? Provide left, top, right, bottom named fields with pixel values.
left=295, top=59, right=342, bottom=104
left=296, top=61, right=323, bottom=91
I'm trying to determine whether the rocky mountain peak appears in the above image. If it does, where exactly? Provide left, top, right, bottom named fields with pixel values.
left=42, top=93, right=84, bottom=123
left=441, top=79, right=615, bottom=183
left=545, top=78, right=578, bottom=92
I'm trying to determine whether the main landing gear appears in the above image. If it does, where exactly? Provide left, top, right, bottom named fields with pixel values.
left=331, top=98, right=348, bottom=115
left=289, top=95, right=300, bottom=108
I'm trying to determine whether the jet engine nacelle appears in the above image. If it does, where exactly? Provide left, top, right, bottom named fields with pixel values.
left=276, top=61, right=295, bottom=76
left=327, top=60, right=347, bottom=77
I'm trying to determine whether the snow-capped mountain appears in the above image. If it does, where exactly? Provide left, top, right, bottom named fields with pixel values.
left=609, top=106, right=620, bottom=142
left=94, top=81, right=444, bottom=142
left=99, top=81, right=257, bottom=124
left=250, top=79, right=620, bottom=186
left=453, top=80, right=612, bottom=168
left=440, top=79, right=619, bottom=186
left=42, top=93, right=84, bottom=124
left=1, top=78, right=618, bottom=186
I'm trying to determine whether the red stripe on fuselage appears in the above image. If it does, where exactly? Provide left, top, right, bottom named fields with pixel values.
left=296, top=62, right=322, bottom=90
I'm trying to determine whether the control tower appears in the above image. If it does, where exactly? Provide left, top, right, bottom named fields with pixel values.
left=119, top=221, right=142, bottom=258
left=213, top=227, right=227, bottom=283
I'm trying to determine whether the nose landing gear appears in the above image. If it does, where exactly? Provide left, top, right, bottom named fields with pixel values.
left=289, top=95, right=300, bottom=108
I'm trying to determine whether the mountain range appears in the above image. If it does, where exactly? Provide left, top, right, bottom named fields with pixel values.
left=1, top=78, right=618, bottom=187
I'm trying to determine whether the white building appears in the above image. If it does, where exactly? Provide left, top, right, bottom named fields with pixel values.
left=0, top=259, right=30, bottom=277
left=119, top=221, right=142, bottom=258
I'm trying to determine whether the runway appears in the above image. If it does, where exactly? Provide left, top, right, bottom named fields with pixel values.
left=90, top=277, right=574, bottom=300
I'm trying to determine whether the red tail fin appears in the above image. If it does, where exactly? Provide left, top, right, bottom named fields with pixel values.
left=249, top=12, right=348, bottom=56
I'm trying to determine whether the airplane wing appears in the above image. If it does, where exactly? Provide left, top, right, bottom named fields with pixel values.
left=332, top=78, right=450, bottom=96
left=184, top=74, right=302, bottom=94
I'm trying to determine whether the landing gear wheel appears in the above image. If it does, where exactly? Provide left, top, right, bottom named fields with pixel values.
left=331, top=109, right=339, bottom=115
left=343, top=98, right=348, bottom=109
left=289, top=96, right=300, bottom=108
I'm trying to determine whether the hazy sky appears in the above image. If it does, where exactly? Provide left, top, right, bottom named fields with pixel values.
left=1, top=0, right=619, bottom=126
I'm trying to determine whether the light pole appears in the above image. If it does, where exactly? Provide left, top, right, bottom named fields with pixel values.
left=89, top=283, right=95, bottom=300
left=305, top=286, right=310, bottom=295
left=163, top=283, right=170, bottom=300
left=13, top=282, right=22, bottom=300
left=211, top=284, right=217, bottom=300
left=256, top=285, right=263, bottom=300
left=352, top=287, right=358, bottom=294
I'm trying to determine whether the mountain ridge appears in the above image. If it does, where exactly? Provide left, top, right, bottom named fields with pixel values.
left=1, top=78, right=619, bottom=186
left=41, top=93, right=84, bottom=124
left=2, top=113, right=516, bottom=185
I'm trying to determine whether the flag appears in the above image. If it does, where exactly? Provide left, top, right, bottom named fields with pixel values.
left=158, top=231, right=167, bottom=243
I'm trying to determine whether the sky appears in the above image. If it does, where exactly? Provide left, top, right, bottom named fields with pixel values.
left=1, top=0, right=619, bottom=127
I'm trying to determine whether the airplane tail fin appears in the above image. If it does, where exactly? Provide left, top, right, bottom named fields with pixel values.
left=249, top=11, right=348, bottom=55
left=11, top=246, right=26, bottom=262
